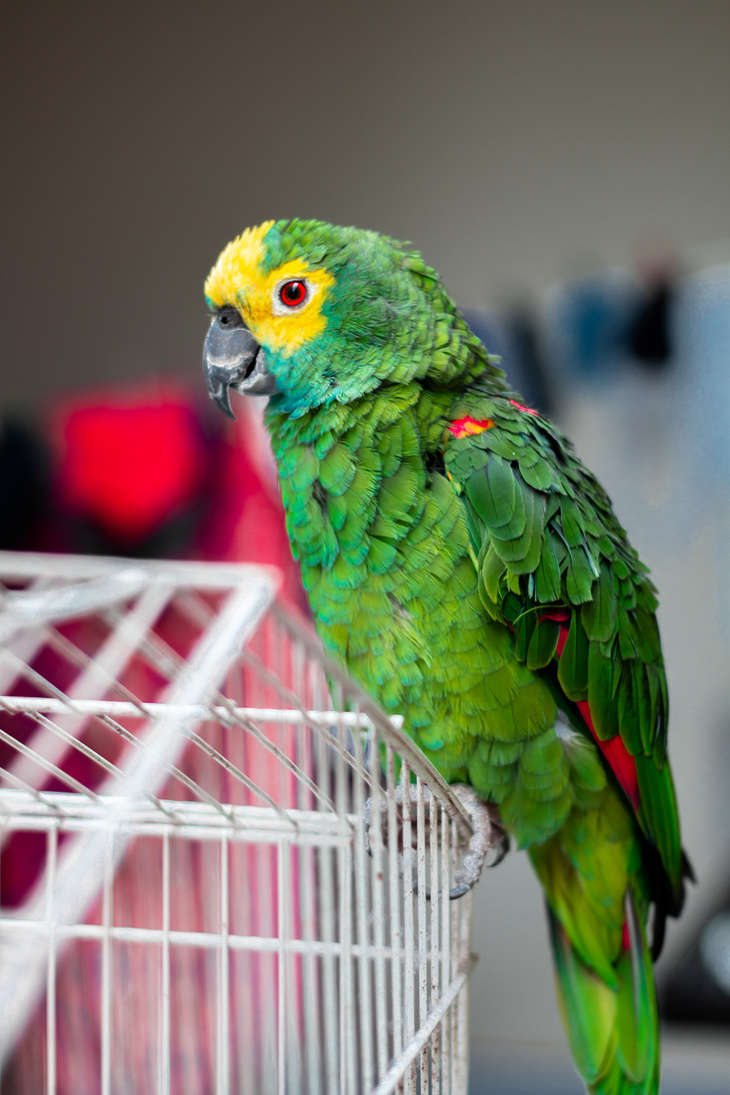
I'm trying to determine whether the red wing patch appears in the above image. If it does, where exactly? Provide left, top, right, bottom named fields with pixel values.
left=448, top=416, right=495, bottom=438
left=509, top=399, right=540, bottom=416
left=576, top=699, right=640, bottom=810
left=554, top=621, right=641, bottom=811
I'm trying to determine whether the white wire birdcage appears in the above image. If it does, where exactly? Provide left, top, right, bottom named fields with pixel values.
left=0, top=551, right=492, bottom=1095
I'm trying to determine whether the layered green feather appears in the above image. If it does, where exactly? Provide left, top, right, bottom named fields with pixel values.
left=444, top=395, right=684, bottom=909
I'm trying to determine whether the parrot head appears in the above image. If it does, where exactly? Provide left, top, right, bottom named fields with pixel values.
left=203, top=218, right=488, bottom=419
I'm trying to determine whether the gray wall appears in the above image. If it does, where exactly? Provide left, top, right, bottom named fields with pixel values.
left=2, top=0, right=729, bottom=1066
left=2, top=1, right=728, bottom=401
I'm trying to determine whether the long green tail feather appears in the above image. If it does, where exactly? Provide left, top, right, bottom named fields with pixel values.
left=547, top=896, right=660, bottom=1094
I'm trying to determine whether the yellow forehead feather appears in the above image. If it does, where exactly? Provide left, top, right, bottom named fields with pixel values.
left=205, top=221, right=335, bottom=355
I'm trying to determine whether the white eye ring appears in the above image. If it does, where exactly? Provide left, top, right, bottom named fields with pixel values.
left=272, top=277, right=312, bottom=315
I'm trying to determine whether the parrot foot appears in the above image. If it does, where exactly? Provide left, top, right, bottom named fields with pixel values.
left=447, top=785, right=509, bottom=897
left=362, top=783, right=507, bottom=901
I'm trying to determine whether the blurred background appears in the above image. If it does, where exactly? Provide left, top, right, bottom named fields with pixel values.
left=1, top=1, right=729, bottom=1091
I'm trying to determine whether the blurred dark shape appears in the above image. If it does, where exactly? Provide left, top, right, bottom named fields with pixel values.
left=569, top=283, right=615, bottom=375
left=543, top=257, right=688, bottom=391
left=0, top=416, right=48, bottom=549
left=463, top=307, right=554, bottom=416
left=661, top=887, right=730, bottom=1026
left=503, top=306, right=554, bottom=416
left=546, top=273, right=638, bottom=383
left=628, top=278, right=675, bottom=368
left=628, top=244, right=680, bottom=370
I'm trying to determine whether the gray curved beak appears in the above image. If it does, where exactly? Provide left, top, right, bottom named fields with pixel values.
left=203, top=309, right=278, bottom=419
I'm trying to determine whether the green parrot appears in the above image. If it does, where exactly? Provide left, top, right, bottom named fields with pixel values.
left=203, top=219, right=690, bottom=1094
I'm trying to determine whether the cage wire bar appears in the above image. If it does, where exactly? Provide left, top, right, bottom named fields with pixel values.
left=0, top=551, right=484, bottom=1095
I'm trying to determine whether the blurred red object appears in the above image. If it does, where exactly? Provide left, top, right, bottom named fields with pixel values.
left=56, top=381, right=204, bottom=544
left=42, top=375, right=305, bottom=609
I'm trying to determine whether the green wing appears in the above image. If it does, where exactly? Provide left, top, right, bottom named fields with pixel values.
left=443, top=391, right=686, bottom=924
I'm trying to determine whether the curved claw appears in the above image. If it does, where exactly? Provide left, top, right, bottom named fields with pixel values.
left=448, top=785, right=508, bottom=899
left=483, top=803, right=510, bottom=869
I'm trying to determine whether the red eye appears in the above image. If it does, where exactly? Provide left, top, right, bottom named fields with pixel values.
left=279, top=280, right=308, bottom=308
